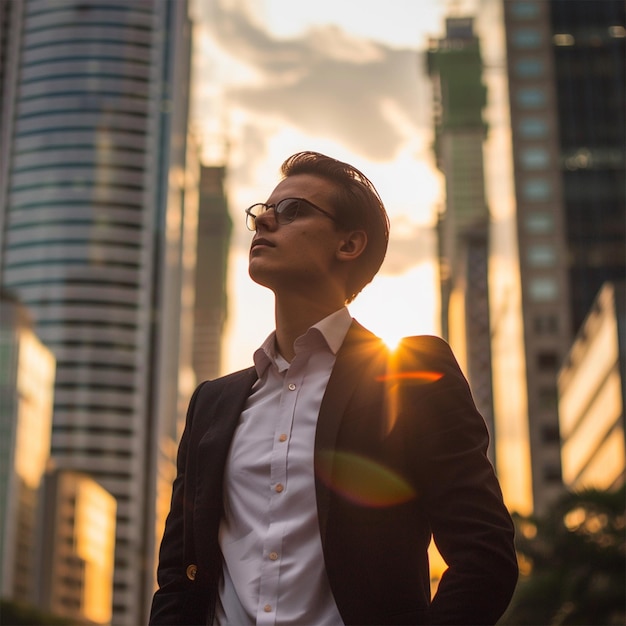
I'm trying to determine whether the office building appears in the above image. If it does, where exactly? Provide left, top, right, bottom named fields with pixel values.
left=193, top=165, right=232, bottom=382
left=37, top=469, right=116, bottom=625
left=503, top=0, right=625, bottom=513
left=559, top=282, right=625, bottom=491
left=427, top=17, right=496, bottom=460
left=0, top=1, right=194, bottom=622
left=0, top=293, right=55, bottom=604
left=549, top=1, right=625, bottom=334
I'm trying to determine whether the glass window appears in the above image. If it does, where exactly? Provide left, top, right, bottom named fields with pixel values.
left=537, top=351, right=559, bottom=370
left=512, top=28, right=542, bottom=48
left=518, top=117, right=549, bottom=138
left=515, top=58, right=545, bottom=78
left=538, top=388, right=558, bottom=411
left=525, top=212, right=554, bottom=233
left=543, top=462, right=562, bottom=481
left=516, top=88, right=546, bottom=108
left=553, top=33, right=575, bottom=46
left=540, top=424, right=560, bottom=442
left=522, top=178, right=552, bottom=201
left=520, top=147, right=550, bottom=169
left=527, top=244, right=556, bottom=266
left=533, top=314, right=558, bottom=334
left=529, top=277, right=558, bottom=301
left=511, top=2, right=540, bottom=19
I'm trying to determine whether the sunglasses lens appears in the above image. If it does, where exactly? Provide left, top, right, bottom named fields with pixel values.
left=275, top=199, right=300, bottom=223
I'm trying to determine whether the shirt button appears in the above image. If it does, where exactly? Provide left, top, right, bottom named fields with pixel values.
left=288, top=383, right=296, bottom=391
left=278, top=433, right=287, bottom=442
left=264, top=604, right=272, bottom=613
left=269, top=551, right=278, bottom=561
left=275, top=483, right=284, bottom=493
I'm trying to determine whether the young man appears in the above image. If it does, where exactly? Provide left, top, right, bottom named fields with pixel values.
left=150, top=151, right=518, bottom=625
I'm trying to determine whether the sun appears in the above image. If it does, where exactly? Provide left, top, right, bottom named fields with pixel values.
left=380, top=329, right=404, bottom=351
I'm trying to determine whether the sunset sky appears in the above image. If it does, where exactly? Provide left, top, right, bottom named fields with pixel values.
left=189, top=0, right=474, bottom=372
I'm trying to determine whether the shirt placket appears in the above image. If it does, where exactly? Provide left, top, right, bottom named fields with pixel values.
left=256, top=355, right=307, bottom=625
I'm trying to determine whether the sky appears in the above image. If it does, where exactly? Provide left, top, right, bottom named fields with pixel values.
left=189, top=0, right=471, bottom=373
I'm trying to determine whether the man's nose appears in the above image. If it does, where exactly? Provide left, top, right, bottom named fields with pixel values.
left=255, top=207, right=278, bottom=231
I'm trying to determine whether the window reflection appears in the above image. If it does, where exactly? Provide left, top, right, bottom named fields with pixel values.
left=516, top=87, right=547, bottom=108
left=518, top=117, right=549, bottom=138
left=529, top=277, right=558, bottom=301
left=513, top=28, right=543, bottom=48
left=524, top=212, right=554, bottom=233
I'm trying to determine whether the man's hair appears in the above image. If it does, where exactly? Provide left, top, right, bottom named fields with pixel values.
left=280, top=151, right=390, bottom=302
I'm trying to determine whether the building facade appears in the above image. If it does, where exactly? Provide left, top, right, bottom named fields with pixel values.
left=502, top=0, right=625, bottom=513
left=549, top=1, right=625, bottom=334
left=503, top=0, right=573, bottom=514
left=0, top=1, right=193, bottom=622
left=37, top=469, right=116, bottom=625
left=559, top=282, right=625, bottom=492
left=0, top=294, right=55, bottom=605
left=193, top=165, right=232, bottom=382
left=427, top=17, right=496, bottom=461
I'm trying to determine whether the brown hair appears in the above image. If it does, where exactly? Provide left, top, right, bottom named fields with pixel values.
left=280, top=151, right=390, bottom=302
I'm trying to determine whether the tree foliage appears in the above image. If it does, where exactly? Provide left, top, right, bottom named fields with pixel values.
left=0, top=599, right=72, bottom=625
left=500, top=486, right=626, bottom=625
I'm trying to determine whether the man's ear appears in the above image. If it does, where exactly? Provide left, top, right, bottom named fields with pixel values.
left=336, top=230, right=367, bottom=262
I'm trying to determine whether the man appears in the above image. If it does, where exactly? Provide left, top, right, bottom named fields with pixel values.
left=150, top=151, right=518, bottom=625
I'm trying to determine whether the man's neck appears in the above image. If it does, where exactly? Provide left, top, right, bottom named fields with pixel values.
left=274, top=294, right=345, bottom=362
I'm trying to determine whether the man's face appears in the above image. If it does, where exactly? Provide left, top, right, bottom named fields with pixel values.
left=248, top=174, right=349, bottom=300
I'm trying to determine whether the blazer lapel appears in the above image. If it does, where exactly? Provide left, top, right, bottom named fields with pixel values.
left=197, top=367, right=258, bottom=447
left=314, top=321, right=388, bottom=540
left=193, top=367, right=258, bottom=562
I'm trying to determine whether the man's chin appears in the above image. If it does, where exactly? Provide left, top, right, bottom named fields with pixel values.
left=248, top=266, right=273, bottom=289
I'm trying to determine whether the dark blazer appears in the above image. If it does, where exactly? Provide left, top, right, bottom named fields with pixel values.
left=150, top=322, right=518, bottom=625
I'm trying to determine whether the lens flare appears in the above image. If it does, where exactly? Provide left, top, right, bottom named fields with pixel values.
left=376, top=368, right=443, bottom=434
left=375, top=370, right=443, bottom=384
left=316, top=450, right=417, bottom=507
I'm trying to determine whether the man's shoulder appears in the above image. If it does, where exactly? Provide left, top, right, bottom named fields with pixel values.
left=187, top=366, right=257, bottom=419
left=210, top=365, right=257, bottom=384
left=193, top=366, right=257, bottom=398
left=349, top=322, right=451, bottom=357
left=398, top=334, right=452, bottom=354
left=393, top=335, right=466, bottom=386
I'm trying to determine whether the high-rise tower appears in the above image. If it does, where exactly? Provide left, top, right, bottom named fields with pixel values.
left=0, top=294, right=55, bottom=605
left=503, top=0, right=625, bottom=513
left=193, top=165, right=232, bottom=382
left=549, top=0, right=625, bottom=333
left=0, top=1, right=193, bottom=622
left=427, top=17, right=496, bottom=461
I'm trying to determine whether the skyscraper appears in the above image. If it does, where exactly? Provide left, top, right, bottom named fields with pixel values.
left=0, top=294, right=55, bottom=605
left=0, top=1, right=194, bottom=622
left=36, top=469, right=117, bottom=625
left=503, top=0, right=625, bottom=513
left=193, top=165, right=232, bottom=382
left=558, top=282, right=625, bottom=492
left=427, top=17, right=496, bottom=461
left=549, top=0, right=625, bottom=334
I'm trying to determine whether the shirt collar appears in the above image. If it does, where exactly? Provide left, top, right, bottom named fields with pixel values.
left=253, top=307, right=352, bottom=376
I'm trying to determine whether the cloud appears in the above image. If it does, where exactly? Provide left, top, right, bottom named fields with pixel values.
left=198, top=0, right=432, bottom=162
left=384, top=224, right=436, bottom=275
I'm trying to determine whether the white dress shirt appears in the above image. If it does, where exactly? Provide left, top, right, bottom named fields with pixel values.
left=213, top=308, right=352, bottom=626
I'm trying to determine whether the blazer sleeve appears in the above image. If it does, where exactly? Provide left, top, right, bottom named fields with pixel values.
left=149, top=366, right=257, bottom=625
left=399, top=336, right=518, bottom=625
left=149, top=382, right=207, bottom=626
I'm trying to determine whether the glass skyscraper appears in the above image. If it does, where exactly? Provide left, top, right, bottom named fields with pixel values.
left=0, top=1, right=194, bottom=622
left=504, top=0, right=625, bottom=513
left=549, top=0, right=625, bottom=334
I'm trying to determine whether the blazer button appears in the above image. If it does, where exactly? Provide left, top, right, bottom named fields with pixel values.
left=186, top=564, right=197, bottom=581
